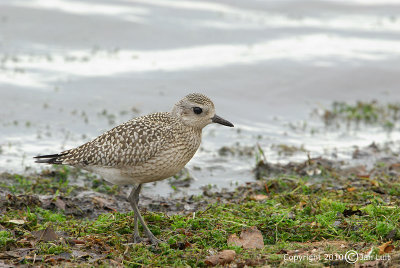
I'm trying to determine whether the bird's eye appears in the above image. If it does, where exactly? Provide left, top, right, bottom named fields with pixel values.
left=193, top=107, right=203, bottom=114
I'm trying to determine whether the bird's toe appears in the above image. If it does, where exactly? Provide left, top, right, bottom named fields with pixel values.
left=133, top=235, right=143, bottom=243
left=148, top=236, right=163, bottom=246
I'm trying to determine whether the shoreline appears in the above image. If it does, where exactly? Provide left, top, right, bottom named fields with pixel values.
left=1, top=146, right=400, bottom=266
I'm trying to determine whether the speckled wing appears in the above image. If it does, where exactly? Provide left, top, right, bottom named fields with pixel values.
left=49, top=113, right=176, bottom=167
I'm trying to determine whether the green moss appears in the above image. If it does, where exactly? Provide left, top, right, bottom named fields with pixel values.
left=319, top=198, right=346, bottom=213
left=37, top=242, right=69, bottom=255
left=0, top=194, right=398, bottom=266
left=91, top=178, right=120, bottom=195
left=0, top=230, right=14, bottom=249
left=0, top=168, right=76, bottom=196
left=321, top=101, right=400, bottom=130
left=1, top=164, right=400, bottom=266
left=35, top=207, right=66, bottom=223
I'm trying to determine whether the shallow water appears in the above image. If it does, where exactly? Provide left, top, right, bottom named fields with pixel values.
left=0, top=0, right=399, bottom=196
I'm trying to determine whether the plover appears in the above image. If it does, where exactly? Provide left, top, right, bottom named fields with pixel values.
left=34, top=93, right=233, bottom=245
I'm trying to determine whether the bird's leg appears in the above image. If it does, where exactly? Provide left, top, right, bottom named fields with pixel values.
left=128, top=184, right=161, bottom=245
left=133, top=187, right=141, bottom=242
left=128, top=184, right=142, bottom=243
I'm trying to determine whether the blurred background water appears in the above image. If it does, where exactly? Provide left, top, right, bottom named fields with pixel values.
left=0, top=0, right=399, bottom=195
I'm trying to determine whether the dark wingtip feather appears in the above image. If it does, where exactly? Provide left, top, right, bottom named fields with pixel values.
left=34, top=153, right=64, bottom=159
left=34, top=153, right=67, bottom=164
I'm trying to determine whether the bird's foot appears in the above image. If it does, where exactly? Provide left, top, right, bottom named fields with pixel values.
left=133, top=234, right=143, bottom=243
left=146, top=234, right=162, bottom=246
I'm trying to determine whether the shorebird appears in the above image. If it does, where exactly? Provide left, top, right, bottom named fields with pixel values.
left=34, top=93, right=234, bottom=245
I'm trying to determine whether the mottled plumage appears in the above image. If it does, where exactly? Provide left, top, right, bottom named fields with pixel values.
left=40, top=113, right=201, bottom=184
left=35, top=93, right=234, bottom=245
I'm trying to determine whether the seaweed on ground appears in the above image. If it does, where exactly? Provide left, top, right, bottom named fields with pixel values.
left=1, top=145, right=400, bottom=267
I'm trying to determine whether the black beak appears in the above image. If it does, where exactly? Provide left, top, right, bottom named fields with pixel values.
left=212, top=114, right=234, bottom=127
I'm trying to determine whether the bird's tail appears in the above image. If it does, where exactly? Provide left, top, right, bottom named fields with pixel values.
left=34, top=153, right=67, bottom=164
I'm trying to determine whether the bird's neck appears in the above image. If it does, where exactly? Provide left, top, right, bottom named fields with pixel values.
left=171, top=104, right=181, bottom=118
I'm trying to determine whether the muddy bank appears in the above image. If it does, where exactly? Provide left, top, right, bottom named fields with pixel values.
left=2, top=0, right=400, bottom=198
left=1, top=143, right=400, bottom=266
left=1, top=141, right=399, bottom=219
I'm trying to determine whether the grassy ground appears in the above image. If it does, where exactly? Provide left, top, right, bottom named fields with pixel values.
left=0, top=154, right=399, bottom=267
left=1, top=102, right=400, bottom=267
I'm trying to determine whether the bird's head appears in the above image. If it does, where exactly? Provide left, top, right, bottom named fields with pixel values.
left=171, top=93, right=234, bottom=129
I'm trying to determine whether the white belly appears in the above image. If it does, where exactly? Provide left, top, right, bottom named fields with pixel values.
left=84, top=159, right=188, bottom=185
left=85, top=166, right=136, bottom=185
